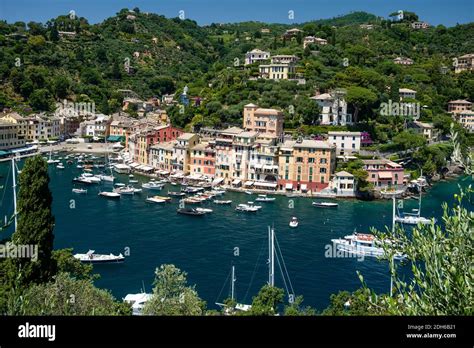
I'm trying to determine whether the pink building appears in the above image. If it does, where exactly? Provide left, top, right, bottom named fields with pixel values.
left=362, top=159, right=404, bottom=188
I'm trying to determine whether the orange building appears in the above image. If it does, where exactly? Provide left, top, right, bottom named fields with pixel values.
left=190, top=141, right=216, bottom=177
left=277, top=139, right=336, bottom=192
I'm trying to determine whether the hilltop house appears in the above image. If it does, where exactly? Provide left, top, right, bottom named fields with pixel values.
left=245, top=49, right=270, bottom=65
left=303, top=36, right=327, bottom=49
left=258, top=55, right=299, bottom=80
left=310, top=92, right=352, bottom=126
left=399, top=88, right=417, bottom=100
left=455, top=54, right=474, bottom=74
left=393, top=57, right=414, bottom=65
left=448, top=100, right=472, bottom=114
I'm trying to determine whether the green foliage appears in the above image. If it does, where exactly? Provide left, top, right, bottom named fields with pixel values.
left=7, top=272, right=131, bottom=315
left=142, top=264, right=206, bottom=315
left=248, top=285, right=284, bottom=316
left=11, top=156, right=56, bottom=286
left=370, top=189, right=474, bottom=315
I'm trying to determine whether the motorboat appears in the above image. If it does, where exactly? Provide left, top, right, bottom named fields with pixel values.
left=289, top=217, right=299, bottom=228
left=235, top=202, right=262, bottom=212
left=146, top=196, right=166, bottom=203
left=56, top=163, right=65, bottom=169
left=116, top=186, right=135, bottom=195
left=245, top=191, right=253, bottom=195
left=182, top=197, right=202, bottom=204
left=74, top=250, right=124, bottom=263
left=123, top=293, right=152, bottom=316
left=72, top=188, right=87, bottom=194
left=98, top=191, right=121, bottom=199
left=142, top=182, right=164, bottom=190
left=177, top=207, right=205, bottom=216
left=148, top=195, right=171, bottom=202
left=168, top=191, right=185, bottom=197
left=114, top=183, right=126, bottom=187
left=98, top=174, right=114, bottom=182
left=255, top=194, right=276, bottom=202
left=132, top=187, right=142, bottom=194
left=129, top=179, right=138, bottom=184
left=195, top=207, right=213, bottom=214
left=331, top=233, right=406, bottom=260
left=213, top=200, right=232, bottom=205
left=312, top=202, right=338, bottom=208
left=210, top=190, right=226, bottom=196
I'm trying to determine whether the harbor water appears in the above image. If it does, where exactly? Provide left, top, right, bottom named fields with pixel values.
left=0, top=157, right=472, bottom=310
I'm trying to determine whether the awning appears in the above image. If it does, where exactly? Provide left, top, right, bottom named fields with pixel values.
left=378, top=172, right=393, bottom=179
left=158, top=170, right=169, bottom=175
left=187, top=174, right=203, bottom=180
left=136, top=164, right=145, bottom=170
left=244, top=181, right=254, bottom=186
left=0, top=150, right=9, bottom=156
left=129, top=162, right=140, bottom=168
left=212, top=177, right=224, bottom=185
left=301, top=184, right=308, bottom=191
left=285, top=183, right=293, bottom=190
left=232, top=179, right=241, bottom=185
left=141, top=165, right=153, bottom=172
left=253, top=163, right=263, bottom=169
left=254, top=181, right=277, bottom=188
left=263, top=165, right=273, bottom=170
left=112, top=143, right=124, bottom=148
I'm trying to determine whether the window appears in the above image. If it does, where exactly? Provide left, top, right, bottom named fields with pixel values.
left=308, top=158, right=315, bottom=163
left=296, top=157, right=303, bottom=163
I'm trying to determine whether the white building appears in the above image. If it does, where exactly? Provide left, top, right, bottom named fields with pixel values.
left=303, top=36, right=327, bottom=49
left=399, top=88, right=417, bottom=100
left=458, top=111, right=474, bottom=133
left=330, top=171, right=356, bottom=197
left=82, top=114, right=110, bottom=138
left=310, top=92, right=352, bottom=126
left=245, top=49, right=270, bottom=65
left=327, top=131, right=361, bottom=155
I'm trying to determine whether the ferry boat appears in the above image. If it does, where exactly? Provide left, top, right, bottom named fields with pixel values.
left=289, top=217, right=299, bottom=228
left=312, top=201, right=338, bottom=208
left=177, top=207, right=206, bottom=216
left=123, top=293, right=152, bottom=316
left=73, top=250, right=124, bottom=263
left=98, top=191, right=121, bottom=199
left=331, top=233, right=406, bottom=260
left=255, top=194, right=276, bottom=202
left=72, top=188, right=87, bottom=194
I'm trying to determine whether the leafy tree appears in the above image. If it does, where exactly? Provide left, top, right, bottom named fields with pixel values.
left=369, top=189, right=474, bottom=315
left=29, top=89, right=53, bottom=111
left=248, top=285, right=284, bottom=316
left=8, top=272, right=131, bottom=315
left=346, top=86, right=377, bottom=122
left=142, top=264, right=206, bottom=315
left=284, top=295, right=316, bottom=316
left=11, top=156, right=56, bottom=286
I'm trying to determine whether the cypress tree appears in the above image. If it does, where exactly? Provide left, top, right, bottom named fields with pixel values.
left=12, top=155, right=56, bottom=286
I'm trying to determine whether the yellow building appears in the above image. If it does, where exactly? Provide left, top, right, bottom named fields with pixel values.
left=277, top=139, right=336, bottom=192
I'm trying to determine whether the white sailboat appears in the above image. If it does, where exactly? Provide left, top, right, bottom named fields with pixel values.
left=395, top=188, right=434, bottom=225
left=215, top=265, right=252, bottom=312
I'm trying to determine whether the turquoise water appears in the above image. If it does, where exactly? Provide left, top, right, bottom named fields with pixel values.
left=1, top=157, right=472, bottom=310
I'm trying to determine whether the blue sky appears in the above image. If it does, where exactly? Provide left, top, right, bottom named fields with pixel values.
left=0, top=0, right=472, bottom=26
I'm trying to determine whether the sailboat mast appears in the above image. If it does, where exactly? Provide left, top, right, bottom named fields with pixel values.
left=392, top=195, right=396, bottom=233
left=268, top=226, right=275, bottom=287
left=11, top=157, right=17, bottom=231
left=231, top=265, right=235, bottom=301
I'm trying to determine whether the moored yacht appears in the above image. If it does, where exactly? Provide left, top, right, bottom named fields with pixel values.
left=73, top=250, right=124, bottom=263
left=331, top=233, right=406, bottom=260
left=255, top=194, right=276, bottom=202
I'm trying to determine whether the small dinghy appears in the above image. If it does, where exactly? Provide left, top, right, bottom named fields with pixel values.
left=289, top=217, right=299, bottom=228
